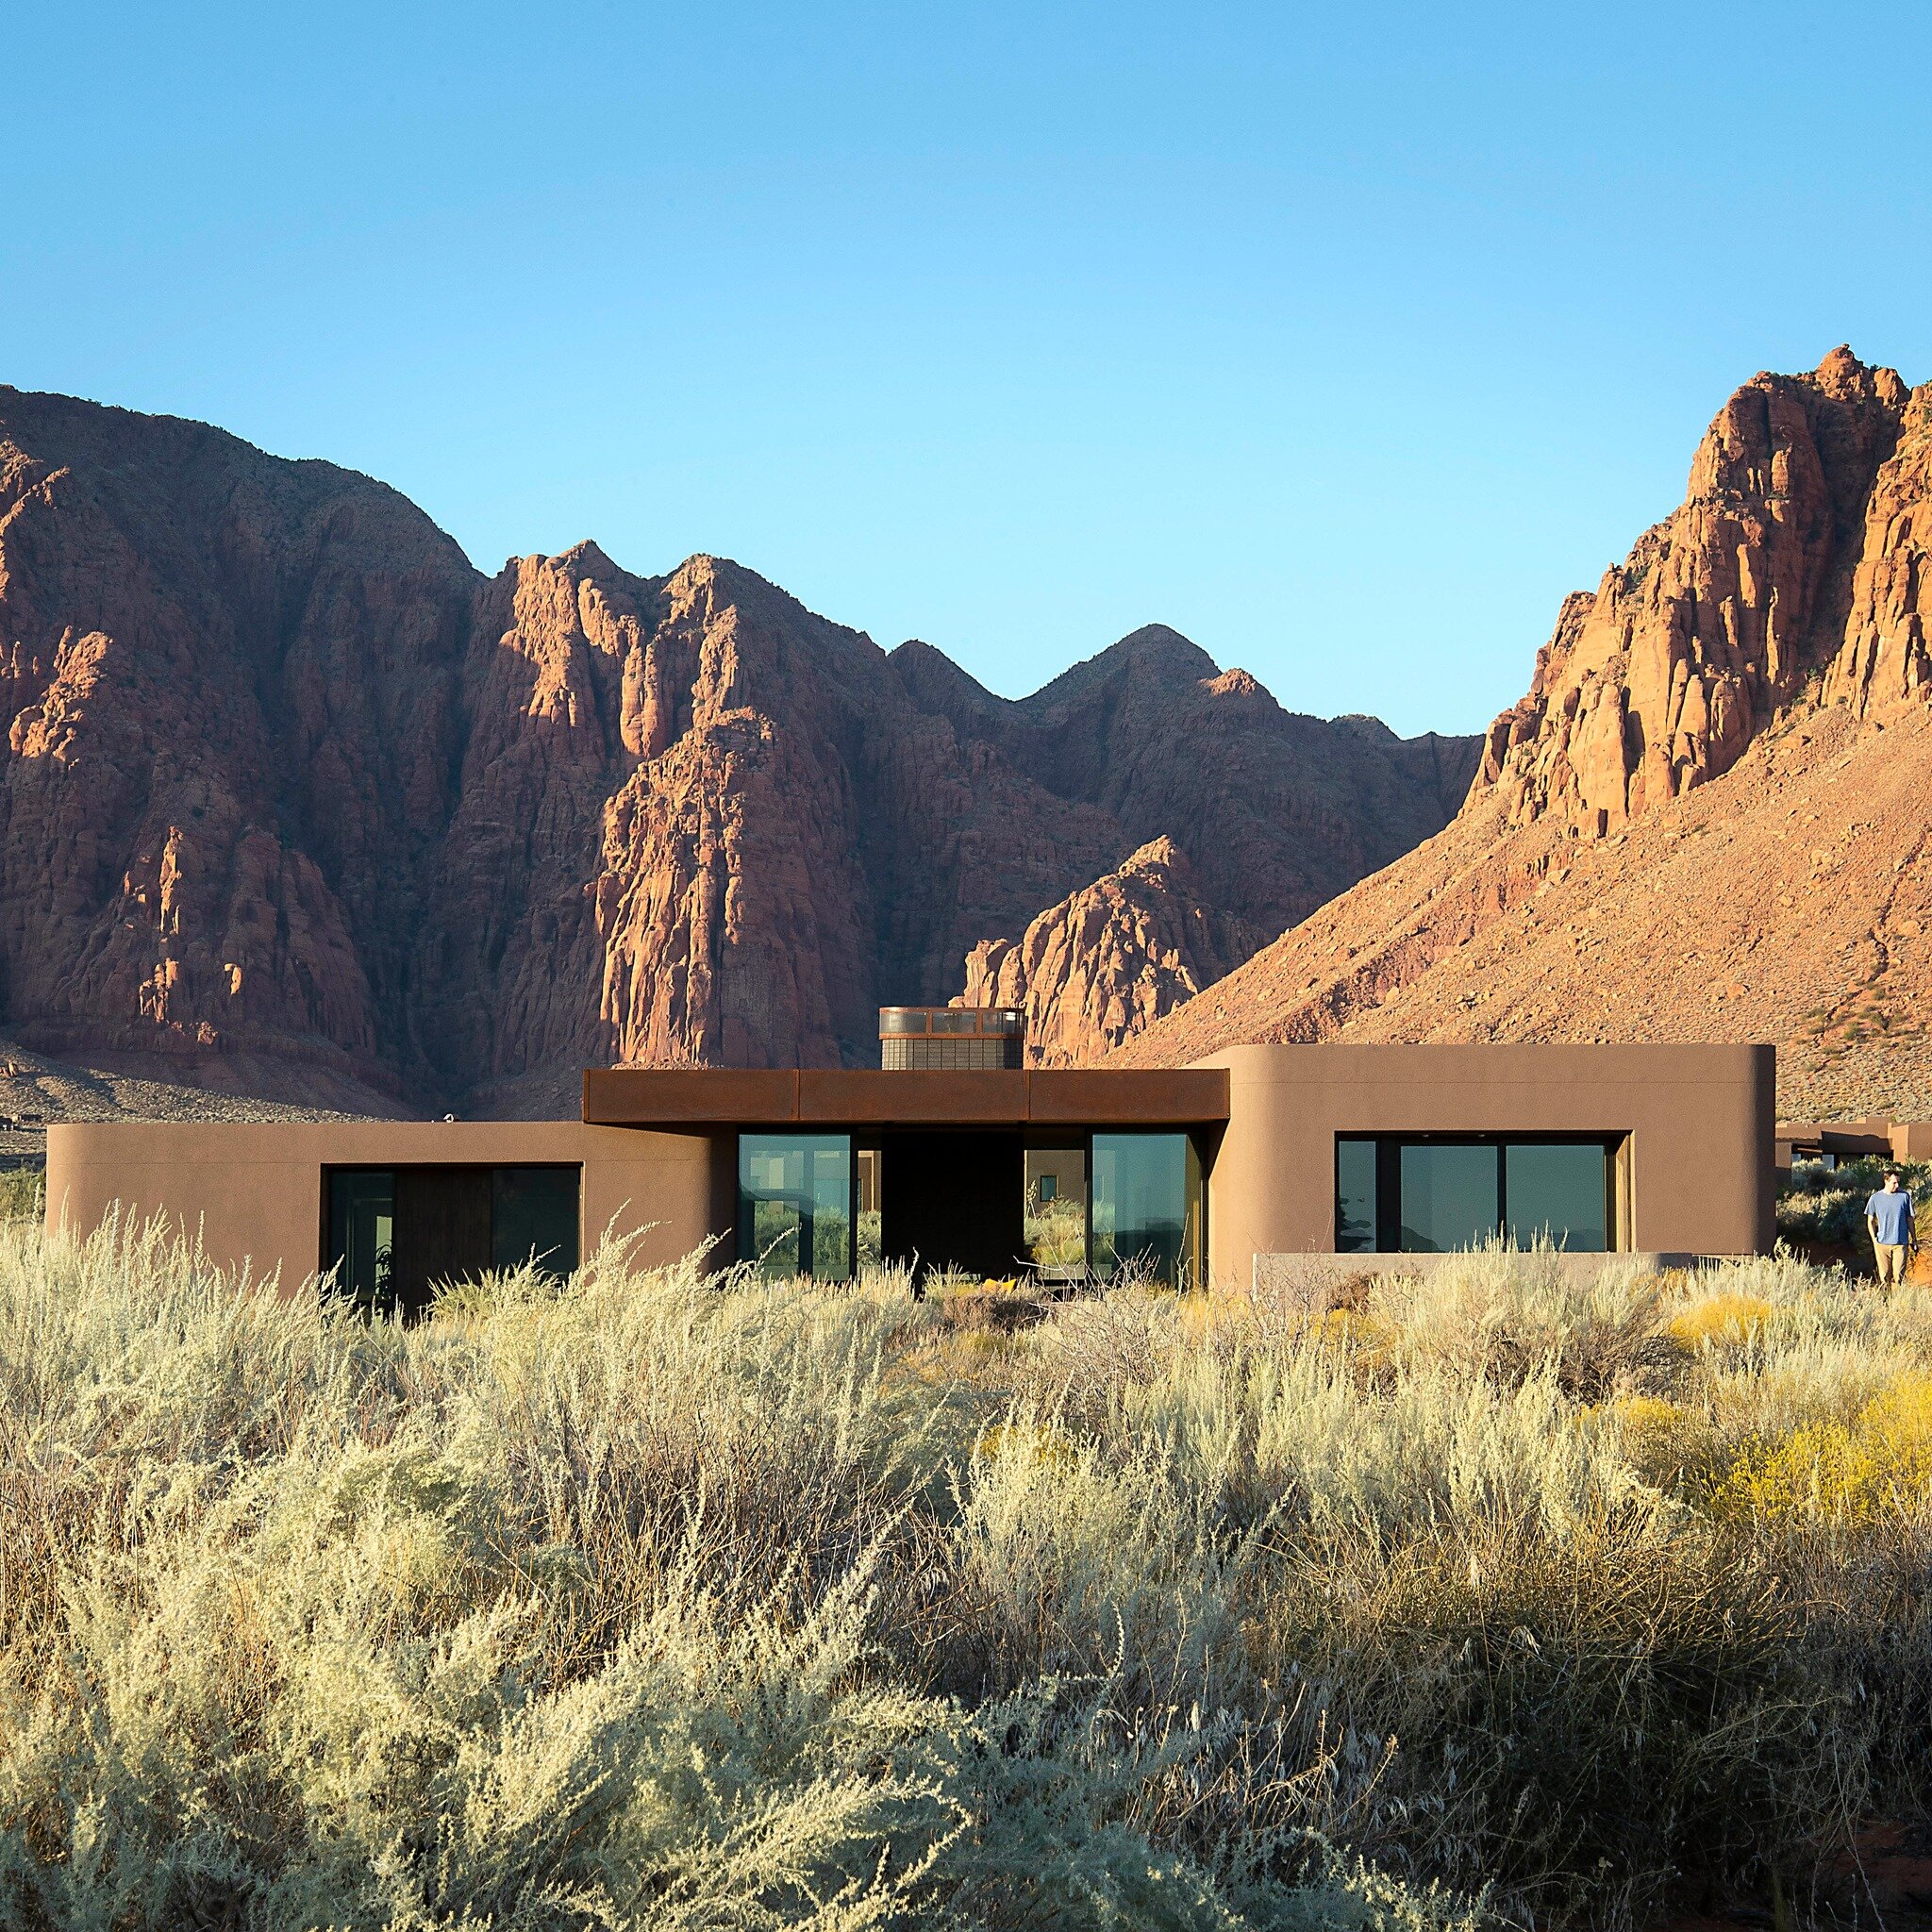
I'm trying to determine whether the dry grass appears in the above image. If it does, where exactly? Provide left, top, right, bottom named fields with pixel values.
left=3, top=1225, right=1931, bottom=1929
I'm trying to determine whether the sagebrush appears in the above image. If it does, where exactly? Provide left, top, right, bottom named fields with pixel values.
left=3, top=1223, right=1931, bottom=1930
left=1778, top=1154, right=1932, bottom=1245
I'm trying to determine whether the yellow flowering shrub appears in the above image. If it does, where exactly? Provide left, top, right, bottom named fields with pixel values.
left=973, top=1419, right=1079, bottom=1472
left=1709, top=1374, right=1932, bottom=1525
left=1315, top=1305, right=1396, bottom=1359
left=1857, top=1372, right=1932, bottom=1492
left=1609, top=1394, right=1682, bottom=1432
left=1668, top=1292, right=1774, bottom=1353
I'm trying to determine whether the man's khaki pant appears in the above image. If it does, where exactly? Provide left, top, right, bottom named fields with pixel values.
left=1874, top=1241, right=1908, bottom=1287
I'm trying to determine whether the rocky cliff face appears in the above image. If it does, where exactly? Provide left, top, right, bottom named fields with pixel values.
left=900, top=629, right=1479, bottom=948
left=0, top=385, right=1474, bottom=1109
left=904, top=626, right=1479, bottom=1062
left=1824, top=377, right=1932, bottom=714
left=0, top=388, right=476, bottom=1108
left=960, top=838, right=1263, bottom=1064
left=1119, top=348, right=1932, bottom=1121
left=1477, top=348, right=1910, bottom=833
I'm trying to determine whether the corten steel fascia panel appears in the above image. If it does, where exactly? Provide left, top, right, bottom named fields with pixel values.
left=800, top=1068, right=1029, bottom=1124
left=580, top=1065, right=1231, bottom=1128
left=1026, top=1068, right=1230, bottom=1124
left=582, top=1068, right=800, bottom=1124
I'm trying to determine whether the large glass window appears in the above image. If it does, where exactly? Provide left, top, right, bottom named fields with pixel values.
left=327, top=1168, right=393, bottom=1313
left=1091, top=1132, right=1204, bottom=1286
left=1506, top=1142, right=1608, bottom=1252
left=1400, top=1143, right=1501, bottom=1253
left=325, top=1164, right=580, bottom=1317
left=491, top=1167, right=581, bottom=1275
left=738, top=1134, right=854, bottom=1280
left=1336, top=1138, right=1378, bottom=1254
left=1334, top=1137, right=1617, bottom=1253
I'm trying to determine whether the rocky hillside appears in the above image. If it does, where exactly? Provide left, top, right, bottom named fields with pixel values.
left=1119, top=348, right=1932, bottom=1120
left=960, top=838, right=1264, bottom=1065
left=0, top=385, right=1474, bottom=1112
left=910, top=636, right=1476, bottom=1058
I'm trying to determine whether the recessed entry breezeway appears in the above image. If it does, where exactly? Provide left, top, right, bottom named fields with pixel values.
left=735, top=1128, right=1207, bottom=1287
left=579, top=1065, right=1232, bottom=1291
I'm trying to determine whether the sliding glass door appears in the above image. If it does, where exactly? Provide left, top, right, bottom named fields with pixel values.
left=1090, top=1131, right=1205, bottom=1287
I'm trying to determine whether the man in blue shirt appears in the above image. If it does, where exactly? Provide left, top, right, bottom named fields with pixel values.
left=1865, top=1171, right=1915, bottom=1287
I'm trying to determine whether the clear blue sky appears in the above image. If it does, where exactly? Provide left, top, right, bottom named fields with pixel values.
left=6, top=2, right=1927, bottom=737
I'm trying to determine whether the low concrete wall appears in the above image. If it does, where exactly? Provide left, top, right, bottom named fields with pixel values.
left=1251, top=1248, right=1738, bottom=1303
left=45, top=1120, right=732, bottom=1294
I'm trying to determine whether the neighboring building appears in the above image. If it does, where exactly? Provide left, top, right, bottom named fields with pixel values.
left=45, top=1040, right=1774, bottom=1305
left=1776, top=1119, right=1932, bottom=1169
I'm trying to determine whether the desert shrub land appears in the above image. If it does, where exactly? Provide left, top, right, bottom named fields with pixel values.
left=0, top=1164, right=44, bottom=1225
left=4, top=1222, right=1932, bottom=1930
left=1779, top=1156, right=1932, bottom=1248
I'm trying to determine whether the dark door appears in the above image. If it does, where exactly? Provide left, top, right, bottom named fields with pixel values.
left=390, top=1166, right=492, bottom=1316
left=878, top=1132, right=1025, bottom=1284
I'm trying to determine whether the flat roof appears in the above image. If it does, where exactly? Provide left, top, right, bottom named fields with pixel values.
left=581, top=1066, right=1230, bottom=1128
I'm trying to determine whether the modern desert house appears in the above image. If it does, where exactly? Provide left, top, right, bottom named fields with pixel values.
left=45, top=1020, right=1774, bottom=1307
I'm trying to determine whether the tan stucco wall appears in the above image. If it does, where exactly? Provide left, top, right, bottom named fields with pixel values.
left=44, top=1043, right=1775, bottom=1296
left=45, top=1121, right=730, bottom=1293
left=1192, top=1042, right=1774, bottom=1287
left=1025, top=1149, right=1087, bottom=1203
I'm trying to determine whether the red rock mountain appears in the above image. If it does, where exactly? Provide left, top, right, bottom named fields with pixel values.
left=1119, top=349, right=1932, bottom=1121
left=960, top=838, right=1264, bottom=1063
left=0, top=385, right=1475, bottom=1112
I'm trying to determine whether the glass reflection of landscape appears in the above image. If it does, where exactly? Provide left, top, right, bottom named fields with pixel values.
left=1336, top=1138, right=1377, bottom=1253
left=1091, top=1132, right=1202, bottom=1286
left=1335, top=1137, right=1613, bottom=1253
left=1025, top=1148, right=1087, bottom=1275
left=1398, top=1142, right=1500, bottom=1253
left=1505, top=1142, right=1608, bottom=1251
left=738, top=1134, right=854, bottom=1280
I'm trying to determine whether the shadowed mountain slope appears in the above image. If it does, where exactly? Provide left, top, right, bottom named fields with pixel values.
left=0, top=385, right=1474, bottom=1110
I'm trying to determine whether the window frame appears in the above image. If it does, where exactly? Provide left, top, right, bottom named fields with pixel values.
left=736, top=1132, right=859, bottom=1280
left=1333, top=1132, right=1624, bottom=1254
